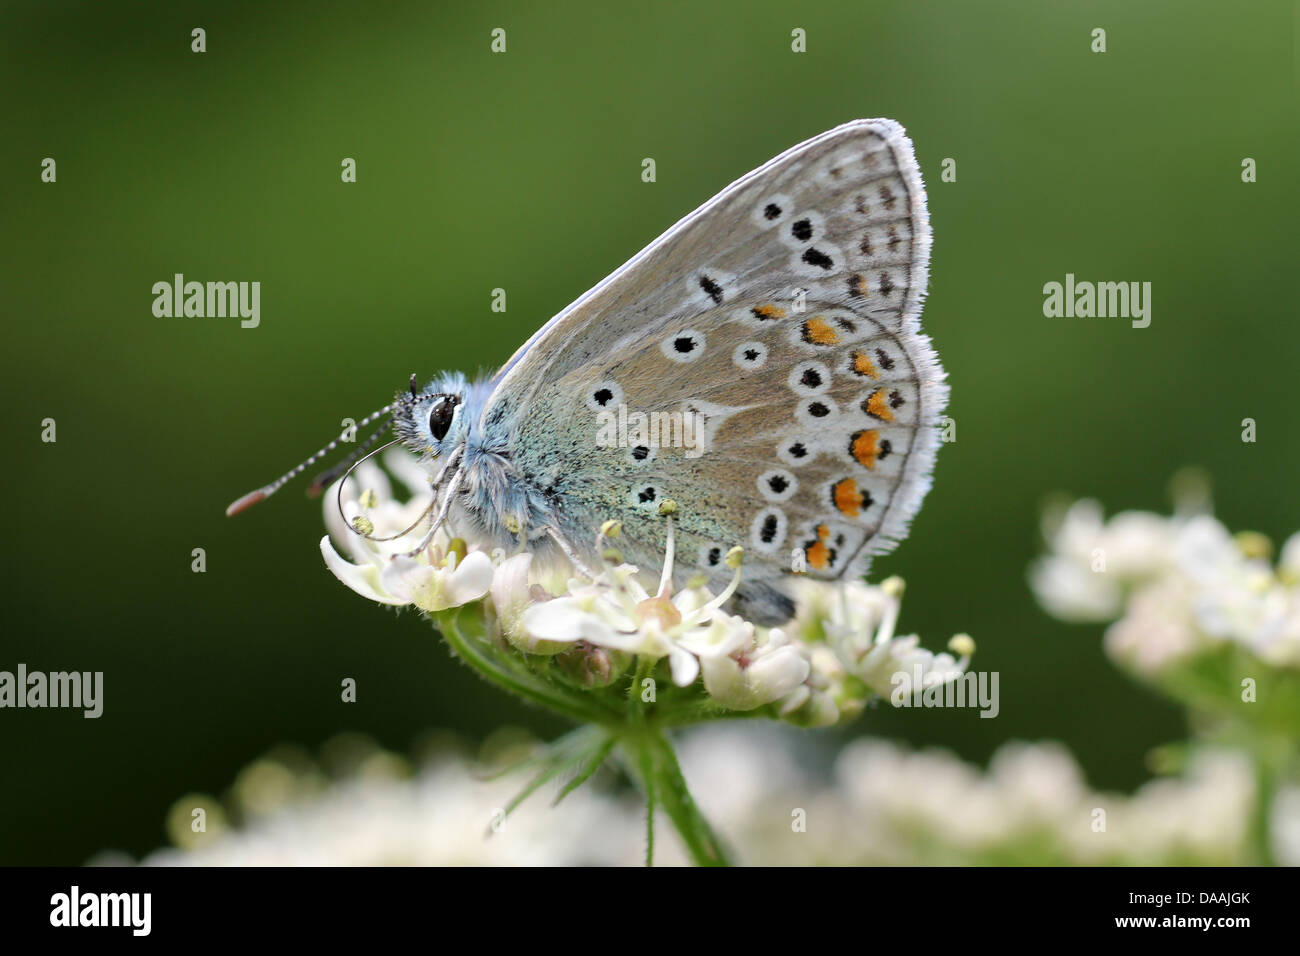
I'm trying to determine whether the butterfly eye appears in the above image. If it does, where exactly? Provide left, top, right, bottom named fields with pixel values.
left=428, top=396, right=458, bottom=441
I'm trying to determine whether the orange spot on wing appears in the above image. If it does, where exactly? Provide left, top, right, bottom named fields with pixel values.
left=833, top=478, right=864, bottom=517
left=851, top=350, right=878, bottom=378
left=752, top=303, right=786, bottom=320
left=804, top=523, right=836, bottom=570
left=865, top=388, right=895, bottom=422
left=802, top=316, right=840, bottom=346
left=806, top=540, right=830, bottom=570
left=850, top=430, right=880, bottom=469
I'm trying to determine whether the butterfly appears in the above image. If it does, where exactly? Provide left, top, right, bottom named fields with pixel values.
left=229, top=119, right=947, bottom=624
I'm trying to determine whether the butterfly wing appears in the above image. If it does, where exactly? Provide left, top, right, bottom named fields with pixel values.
left=481, top=119, right=945, bottom=621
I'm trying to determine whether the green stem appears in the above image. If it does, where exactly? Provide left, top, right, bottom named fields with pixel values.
left=623, top=727, right=731, bottom=867
left=659, top=699, right=774, bottom=726
left=636, top=739, right=657, bottom=866
left=436, top=616, right=732, bottom=865
left=553, top=734, right=617, bottom=806
left=497, top=727, right=607, bottom=822
left=436, top=608, right=617, bottom=725
left=647, top=730, right=731, bottom=866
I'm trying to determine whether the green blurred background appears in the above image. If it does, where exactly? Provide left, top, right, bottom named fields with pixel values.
left=1, top=0, right=1295, bottom=864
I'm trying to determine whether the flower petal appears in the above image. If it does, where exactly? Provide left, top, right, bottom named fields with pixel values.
left=669, top=645, right=700, bottom=687
left=380, top=557, right=436, bottom=605
left=702, top=646, right=810, bottom=710
left=521, top=598, right=609, bottom=647
left=442, top=550, right=494, bottom=608
left=320, top=535, right=408, bottom=606
left=491, top=553, right=533, bottom=616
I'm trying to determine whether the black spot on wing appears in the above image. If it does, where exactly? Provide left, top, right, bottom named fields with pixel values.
left=802, top=248, right=833, bottom=270
left=699, top=275, right=723, bottom=304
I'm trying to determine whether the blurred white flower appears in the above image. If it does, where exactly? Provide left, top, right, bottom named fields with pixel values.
left=682, top=730, right=1260, bottom=866
left=1104, top=577, right=1212, bottom=674
left=113, top=728, right=1289, bottom=867
left=1270, top=784, right=1300, bottom=867
left=1033, top=492, right=1300, bottom=675
left=1095, top=750, right=1256, bottom=865
left=129, top=735, right=641, bottom=867
left=1029, top=499, right=1182, bottom=621
left=1279, top=533, right=1300, bottom=584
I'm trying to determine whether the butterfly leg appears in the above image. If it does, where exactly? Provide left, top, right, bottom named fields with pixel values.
left=402, top=467, right=465, bottom=558
left=429, top=449, right=463, bottom=540
left=544, top=526, right=599, bottom=580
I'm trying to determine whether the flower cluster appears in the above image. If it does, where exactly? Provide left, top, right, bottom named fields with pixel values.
left=1030, top=478, right=1300, bottom=866
left=674, top=728, right=1268, bottom=866
left=319, top=449, right=974, bottom=729
left=119, top=470, right=1300, bottom=868
left=111, top=726, right=1295, bottom=867
left=1030, top=486, right=1300, bottom=679
left=119, top=733, right=642, bottom=867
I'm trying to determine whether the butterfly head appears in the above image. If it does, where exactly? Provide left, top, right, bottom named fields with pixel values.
left=392, top=370, right=472, bottom=464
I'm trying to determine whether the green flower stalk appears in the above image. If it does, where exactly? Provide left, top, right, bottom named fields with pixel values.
left=321, top=449, right=974, bottom=865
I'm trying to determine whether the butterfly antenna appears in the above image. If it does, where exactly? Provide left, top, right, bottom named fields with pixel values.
left=225, top=401, right=400, bottom=517
left=305, top=420, right=393, bottom=497
left=333, top=437, right=443, bottom=543
left=352, top=442, right=465, bottom=544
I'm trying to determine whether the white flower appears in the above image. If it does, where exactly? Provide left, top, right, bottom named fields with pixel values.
left=1103, top=578, right=1208, bottom=674
left=124, top=730, right=1264, bottom=867
left=1097, top=750, right=1255, bottom=864
left=1270, top=784, right=1300, bottom=867
left=699, top=628, right=810, bottom=711
left=521, top=524, right=755, bottom=688
left=1029, top=499, right=1182, bottom=621
left=319, top=450, right=492, bottom=612
left=1279, top=533, right=1300, bottom=584
left=321, top=537, right=493, bottom=612
left=827, top=738, right=1255, bottom=866
left=1034, top=492, right=1300, bottom=673
left=817, top=577, right=972, bottom=698
left=490, top=553, right=549, bottom=650
left=131, top=734, right=642, bottom=866
left=1114, top=528, right=1300, bottom=673
left=778, top=644, right=850, bottom=727
left=517, top=517, right=811, bottom=705
left=322, top=448, right=436, bottom=559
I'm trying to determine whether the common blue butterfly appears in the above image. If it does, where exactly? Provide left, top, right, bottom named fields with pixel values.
left=229, top=119, right=946, bottom=624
